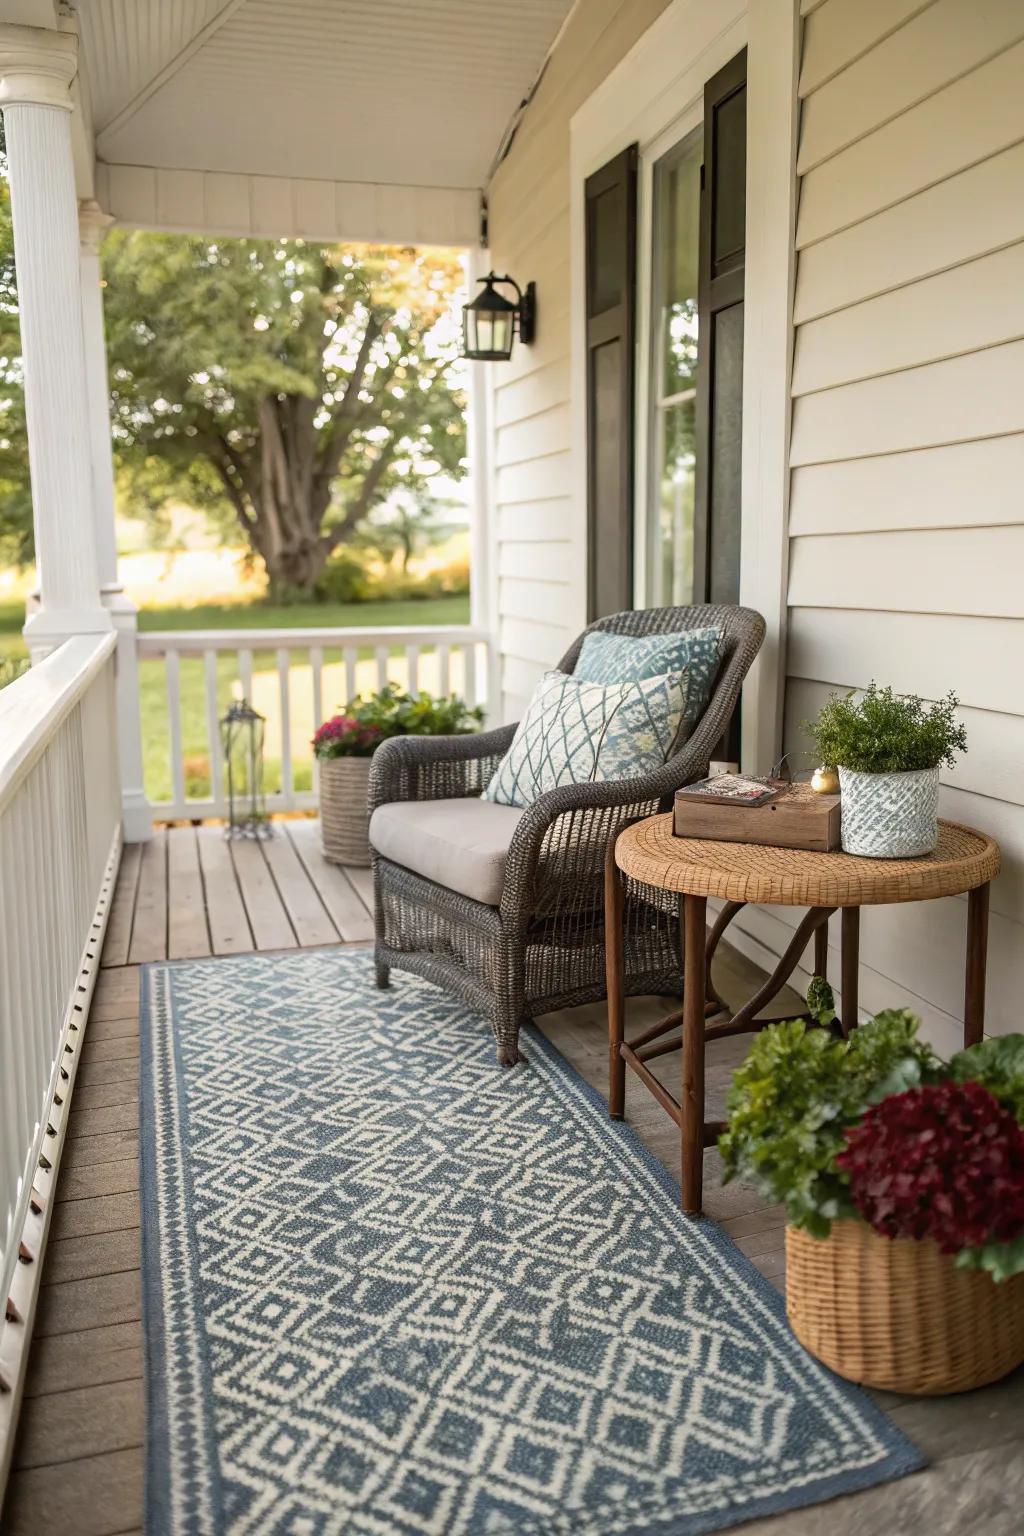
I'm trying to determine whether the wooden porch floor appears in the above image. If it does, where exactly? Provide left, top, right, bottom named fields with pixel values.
left=3, top=826, right=1023, bottom=1534
left=103, top=819, right=373, bottom=965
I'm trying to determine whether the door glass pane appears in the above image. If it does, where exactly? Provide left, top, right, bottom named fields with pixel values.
left=646, top=127, right=701, bottom=607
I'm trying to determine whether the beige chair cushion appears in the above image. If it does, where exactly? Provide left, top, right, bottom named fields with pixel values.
left=369, top=797, right=525, bottom=906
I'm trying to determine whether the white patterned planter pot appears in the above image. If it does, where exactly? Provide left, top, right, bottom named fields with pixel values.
left=319, top=756, right=372, bottom=866
left=838, top=766, right=940, bottom=859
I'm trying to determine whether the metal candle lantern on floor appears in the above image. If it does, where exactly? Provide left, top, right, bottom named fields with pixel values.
left=221, top=685, right=271, bottom=839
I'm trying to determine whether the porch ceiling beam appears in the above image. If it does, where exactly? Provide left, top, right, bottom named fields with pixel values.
left=95, top=162, right=483, bottom=247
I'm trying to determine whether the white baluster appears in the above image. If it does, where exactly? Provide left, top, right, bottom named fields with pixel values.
left=343, top=647, right=357, bottom=703
left=204, top=649, right=223, bottom=810
left=405, top=645, right=420, bottom=697
left=464, top=643, right=479, bottom=709
left=278, top=648, right=293, bottom=806
left=375, top=645, right=389, bottom=692
left=238, top=648, right=254, bottom=701
left=438, top=643, right=451, bottom=696
left=165, top=649, right=185, bottom=815
left=310, top=645, right=324, bottom=794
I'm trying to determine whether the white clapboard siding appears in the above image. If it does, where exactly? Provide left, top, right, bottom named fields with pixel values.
left=791, top=242, right=1024, bottom=395
left=794, top=141, right=1024, bottom=322
left=796, top=39, right=1024, bottom=247
left=496, top=403, right=572, bottom=467
left=486, top=0, right=673, bottom=720
left=798, top=0, right=1024, bottom=174
left=788, top=527, right=1024, bottom=620
left=799, top=0, right=934, bottom=96
left=495, top=451, right=574, bottom=507
left=497, top=500, right=576, bottom=543
left=498, top=541, right=576, bottom=584
left=789, top=435, right=1024, bottom=536
left=499, top=615, right=575, bottom=669
left=493, top=358, right=571, bottom=429
left=788, top=609, right=1024, bottom=718
left=786, top=5, right=1024, bottom=1038
left=790, top=338, right=1024, bottom=464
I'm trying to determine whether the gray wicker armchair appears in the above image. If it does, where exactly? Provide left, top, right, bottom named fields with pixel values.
left=368, top=604, right=765, bottom=1064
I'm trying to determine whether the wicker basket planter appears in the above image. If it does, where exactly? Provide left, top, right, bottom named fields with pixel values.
left=838, top=765, right=939, bottom=858
left=319, top=756, right=373, bottom=867
left=786, top=1219, right=1024, bottom=1395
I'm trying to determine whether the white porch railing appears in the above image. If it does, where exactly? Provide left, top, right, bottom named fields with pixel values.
left=0, top=633, right=121, bottom=1477
left=136, top=625, right=491, bottom=821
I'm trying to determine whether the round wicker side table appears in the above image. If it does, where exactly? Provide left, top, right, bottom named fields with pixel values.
left=606, top=816, right=1001, bottom=1215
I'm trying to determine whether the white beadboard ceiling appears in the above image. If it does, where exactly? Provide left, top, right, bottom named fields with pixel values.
left=72, top=0, right=574, bottom=190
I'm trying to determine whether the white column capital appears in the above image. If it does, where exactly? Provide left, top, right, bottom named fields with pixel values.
left=0, top=24, right=77, bottom=111
left=78, top=198, right=114, bottom=253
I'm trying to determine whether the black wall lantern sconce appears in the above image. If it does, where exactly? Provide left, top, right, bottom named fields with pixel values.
left=463, top=272, right=536, bottom=362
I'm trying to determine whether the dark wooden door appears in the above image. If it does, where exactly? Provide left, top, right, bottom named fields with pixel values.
left=584, top=143, right=638, bottom=620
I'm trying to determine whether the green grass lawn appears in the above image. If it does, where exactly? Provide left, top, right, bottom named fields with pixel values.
left=1, top=593, right=472, bottom=804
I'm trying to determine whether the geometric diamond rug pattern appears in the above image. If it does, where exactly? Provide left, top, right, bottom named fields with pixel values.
left=140, top=949, right=922, bottom=1535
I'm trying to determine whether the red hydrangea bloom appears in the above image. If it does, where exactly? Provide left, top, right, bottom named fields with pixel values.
left=837, top=1079, right=1024, bottom=1254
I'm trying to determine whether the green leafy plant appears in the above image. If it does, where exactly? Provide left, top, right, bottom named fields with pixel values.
left=313, top=684, right=483, bottom=760
left=719, top=1010, right=940, bottom=1237
left=805, top=683, right=967, bottom=774
left=949, top=1035, right=1024, bottom=1123
left=722, top=1008, right=1024, bottom=1278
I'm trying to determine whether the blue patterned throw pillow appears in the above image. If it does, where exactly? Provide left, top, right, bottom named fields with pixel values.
left=484, top=670, right=687, bottom=808
left=575, top=625, right=723, bottom=738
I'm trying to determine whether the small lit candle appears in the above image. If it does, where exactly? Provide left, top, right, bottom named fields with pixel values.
left=232, top=680, right=244, bottom=703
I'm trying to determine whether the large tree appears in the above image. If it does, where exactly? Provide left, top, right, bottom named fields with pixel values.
left=103, top=236, right=466, bottom=595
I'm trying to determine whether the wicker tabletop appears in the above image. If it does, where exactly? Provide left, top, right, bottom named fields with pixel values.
left=615, top=814, right=1000, bottom=908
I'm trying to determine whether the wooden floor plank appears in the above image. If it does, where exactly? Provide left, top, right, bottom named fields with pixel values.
left=55, top=1159, right=139, bottom=1203
left=166, top=826, right=212, bottom=960
left=62, top=1131, right=140, bottom=1172
left=196, top=826, right=253, bottom=954
left=48, top=1190, right=141, bottom=1241
left=23, top=1321, right=143, bottom=1399
left=127, top=830, right=168, bottom=964
left=230, top=837, right=297, bottom=951
left=34, top=1269, right=141, bottom=1337
left=84, top=1013, right=139, bottom=1043
left=286, top=819, right=374, bottom=941
left=343, top=860, right=374, bottom=915
left=101, top=842, right=141, bottom=968
left=2, top=1447, right=143, bottom=1535
left=69, top=1079, right=140, bottom=1113
left=66, top=1099, right=140, bottom=1139
left=261, top=830, right=339, bottom=947
left=45, top=1228, right=141, bottom=1285
left=13, top=1378, right=144, bottom=1469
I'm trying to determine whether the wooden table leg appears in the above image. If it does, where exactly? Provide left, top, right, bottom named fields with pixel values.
left=814, top=917, right=829, bottom=980
left=681, top=893, right=707, bottom=1215
left=605, top=839, right=626, bottom=1119
left=841, top=907, right=859, bottom=1037
left=964, top=882, right=990, bottom=1048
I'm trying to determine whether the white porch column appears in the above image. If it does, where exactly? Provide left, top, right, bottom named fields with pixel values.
left=79, top=198, right=152, bottom=842
left=0, top=25, right=110, bottom=657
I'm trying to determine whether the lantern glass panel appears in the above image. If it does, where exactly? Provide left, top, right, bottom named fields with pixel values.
left=220, top=699, right=270, bottom=838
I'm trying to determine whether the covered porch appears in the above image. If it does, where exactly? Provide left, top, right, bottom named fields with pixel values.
left=2, top=0, right=1023, bottom=1531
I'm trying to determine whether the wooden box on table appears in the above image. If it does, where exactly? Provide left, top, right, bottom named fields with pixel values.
left=672, top=780, right=841, bottom=852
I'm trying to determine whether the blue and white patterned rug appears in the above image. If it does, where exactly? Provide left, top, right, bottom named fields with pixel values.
left=140, top=949, right=922, bottom=1535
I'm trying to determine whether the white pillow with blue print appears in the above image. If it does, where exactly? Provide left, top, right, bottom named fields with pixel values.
left=574, top=625, right=723, bottom=741
left=484, top=669, right=687, bottom=808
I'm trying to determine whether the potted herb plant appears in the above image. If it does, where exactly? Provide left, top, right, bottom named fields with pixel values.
left=806, top=683, right=967, bottom=857
left=313, top=685, right=483, bottom=866
left=721, top=996, right=1024, bottom=1394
